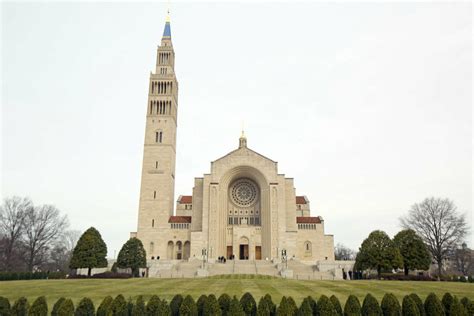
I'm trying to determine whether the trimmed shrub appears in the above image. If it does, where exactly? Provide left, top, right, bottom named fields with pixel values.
left=256, top=297, right=271, bottom=316
left=306, top=296, right=317, bottom=314
left=262, top=294, right=275, bottom=316
left=96, top=296, right=113, bottom=316
left=276, top=297, right=291, bottom=316
left=74, top=298, right=95, bottom=316
left=52, top=298, right=66, bottom=316
left=240, top=293, right=256, bottom=316
left=402, top=296, right=419, bottom=316
left=132, top=296, right=145, bottom=316
left=330, top=296, right=343, bottom=316
left=219, top=294, right=232, bottom=316
left=109, top=295, right=127, bottom=316
left=146, top=295, right=161, bottom=316
left=317, top=295, right=337, bottom=316
left=449, top=297, right=466, bottom=316
left=0, top=296, right=11, bottom=316
left=461, top=298, right=470, bottom=309
left=29, top=296, right=48, bottom=316
left=57, top=299, right=75, bottom=316
left=344, top=295, right=361, bottom=316
left=204, top=295, right=222, bottom=316
left=158, top=299, right=171, bottom=316
left=180, top=295, right=198, bottom=316
left=466, top=301, right=474, bottom=316
left=409, top=294, right=424, bottom=316
left=228, top=296, right=245, bottom=316
left=11, top=297, right=29, bottom=316
left=297, top=298, right=312, bottom=316
left=443, top=293, right=455, bottom=316
left=197, top=295, right=207, bottom=316
left=380, top=293, right=400, bottom=316
left=361, top=294, right=381, bottom=316
left=127, top=297, right=133, bottom=316
left=170, top=294, right=184, bottom=316
left=287, top=297, right=297, bottom=316
left=423, top=293, right=444, bottom=316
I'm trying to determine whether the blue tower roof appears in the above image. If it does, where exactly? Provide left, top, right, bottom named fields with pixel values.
left=163, top=21, right=171, bottom=37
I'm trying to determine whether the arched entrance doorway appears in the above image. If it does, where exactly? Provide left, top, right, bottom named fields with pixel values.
left=239, top=236, right=249, bottom=260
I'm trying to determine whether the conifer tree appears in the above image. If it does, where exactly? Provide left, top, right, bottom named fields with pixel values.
left=361, top=294, right=382, bottom=316
left=52, top=298, right=66, bottom=316
left=449, top=297, right=466, bottom=316
left=297, top=298, right=313, bottom=316
left=0, top=296, right=11, bottom=316
left=146, top=295, right=161, bottom=316
left=197, top=295, right=208, bottom=316
left=29, top=296, right=48, bottom=316
left=204, top=295, right=222, bottom=316
left=180, top=295, right=198, bottom=316
left=132, top=296, right=146, bottom=316
left=74, top=297, right=95, bottom=316
left=330, top=296, right=343, bottom=316
left=423, top=293, right=444, bottom=316
left=306, top=296, right=317, bottom=314
left=11, top=297, right=29, bottom=316
left=344, top=295, right=361, bottom=316
left=69, top=227, right=108, bottom=276
left=317, top=295, right=337, bottom=316
left=443, top=293, right=455, bottom=315
left=57, top=299, right=75, bottom=316
left=158, top=299, right=171, bottom=316
left=170, top=294, right=184, bottom=316
left=402, top=296, right=419, bottom=316
left=276, top=297, right=291, bottom=316
left=287, top=297, right=297, bottom=316
left=393, top=230, right=431, bottom=275
left=380, top=293, right=400, bottom=316
left=96, top=296, right=113, bottom=316
left=109, top=295, right=127, bottom=316
left=408, top=294, right=424, bottom=316
left=240, top=293, right=256, bottom=316
left=228, top=296, right=245, bottom=316
left=116, top=237, right=147, bottom=277
left=219, top=294, right=232, bottom=316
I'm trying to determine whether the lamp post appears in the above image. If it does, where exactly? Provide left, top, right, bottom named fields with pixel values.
left=201, top=248, right=207, bottom=269
left=281, top=249, right=288, bottom=270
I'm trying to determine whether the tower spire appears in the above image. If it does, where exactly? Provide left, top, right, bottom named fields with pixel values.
left=239, top=123, right=247, bottom=148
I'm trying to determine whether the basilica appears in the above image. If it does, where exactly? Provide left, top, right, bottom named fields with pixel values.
left=130, top=16, right=336, bottom=269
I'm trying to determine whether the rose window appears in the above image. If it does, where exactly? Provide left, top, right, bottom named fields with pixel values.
left=230, top=179, right=258, bottom=207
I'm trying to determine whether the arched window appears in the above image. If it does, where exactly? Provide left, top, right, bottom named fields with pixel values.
left=304, top=241, right=312, bottom=257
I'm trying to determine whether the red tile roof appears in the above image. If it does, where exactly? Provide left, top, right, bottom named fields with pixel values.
left=178, top=195, right=192, bottom=204
left=168, top=216, right=192, bottom=223
left=296, top=196, right=307, bottom=204
left=296, top=216, right=321, bottom=224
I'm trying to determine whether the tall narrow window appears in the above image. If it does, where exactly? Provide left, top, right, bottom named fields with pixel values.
left=152, top=219, right=155, bottom=227
left=155, top=131, right=163, bottom=143
left=155, top=161, right=158, bottom=168
left=154, top=191, right=156, bottom=199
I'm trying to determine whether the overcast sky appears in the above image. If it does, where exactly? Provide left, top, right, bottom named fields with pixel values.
left=2, top=1, right=472, bottom=256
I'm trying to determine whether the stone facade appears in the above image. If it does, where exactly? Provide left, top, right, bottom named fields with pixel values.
left=132, top=17, right=335, bottom=267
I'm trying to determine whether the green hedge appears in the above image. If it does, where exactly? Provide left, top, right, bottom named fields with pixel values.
left=0, top=271, right=66, bottom=281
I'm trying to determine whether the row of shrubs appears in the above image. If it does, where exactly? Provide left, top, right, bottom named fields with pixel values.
left=366, top=274, right=474, bottom=282
left=0, top=272, right=66, bottom=281
left=1, top=291, right=473, bottom=316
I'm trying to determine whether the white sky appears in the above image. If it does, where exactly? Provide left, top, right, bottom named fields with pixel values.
left=1, top=1, right=472, bottom=257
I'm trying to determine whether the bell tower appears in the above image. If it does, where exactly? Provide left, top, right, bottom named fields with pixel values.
left=137, top=14, right=179, bottom=234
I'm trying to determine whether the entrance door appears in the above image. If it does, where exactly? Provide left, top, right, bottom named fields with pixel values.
left=255, top=246, right=261, bottom=260
left=239, top=244, right=249, bottom=260
left=227, top=246, right=233, bottom=259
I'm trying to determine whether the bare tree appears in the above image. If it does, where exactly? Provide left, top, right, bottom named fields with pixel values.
left=22, top=204, right=69, bottom=272
left=400, top=197, right=469, bottom=276
left=335, top=243, right=356, bottom=260
left=453, top=243, right=473, bottom=276
left=47, top=229, right=81, bottom=271
left=0, top=196, right=32, bottom=271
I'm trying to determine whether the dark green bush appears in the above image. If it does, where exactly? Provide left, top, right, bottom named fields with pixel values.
left=443, top=293, right=455, bottom=316
left=330, top=296, right=343, bottom=316
left=11, top=297, right=29, bottom=316
left=109, top=295, right=127, bottom=316
left=74, top=297, right=95, bottom=316
left=240, top=293, right=256, bottom=316
left=361, top=294, right=381, bottom=316
left=409, top=294, right=424, bottom=316
left=0, top=296, right=11, bottom=316
left=466, top=301, right=474, bottom=316
left=297, top=298, right=312, bottom=316
left=317, top=295, right=337, bottom=316
left=29, top=296, right=48, bottom=316
left=449, top=297, right=466, bottom=316
left=306, top=296, right=317, bottom=314
left=131, top=296, right=145, bottom=316
left=52, top=298, right=66, bottom=316
left=204, top=295, right=221, bottom=316
left=461, top=298, right=470, bottom=309
left=170, top=294, right=184, bottom=316
left=197, top=295, right=207, bottom=316
left=219, top=294, right=231, bottom=315
left=0, top=271, right=66, bottom=281
left=276, top=297, right=291, bottom=316
left=127, top=297, right=133, bottom=316
left=57, top=299, right=75, bottom=316
left=180, top=295, right=198, bottom=316
left=146, top=295, right=161, bottom=316
left=158, top=299, right=171, bottom=316
left=287, top=297, right=297, bottom=315
left=228, top=296, right=245, bottom=316
left=402, top=296, right=419, bottom=316
left=344, top=295, right=361, bottom=316
left=423, top=293, right=444, bottom=316
left=380, top=293, right=400, bottom=316
left=96, top=296, right=113, bottom=316
left=256, top=297, right=271, bottom=316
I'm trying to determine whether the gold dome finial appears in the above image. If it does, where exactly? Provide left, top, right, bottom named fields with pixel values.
left=241, top=121, right=246, bottom=139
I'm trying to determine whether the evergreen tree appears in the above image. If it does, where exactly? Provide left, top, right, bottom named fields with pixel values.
left=402, top=297, right=419, bottom=316
left=355, top=231, right=403, bottom=278
left=361, top=294, right=382, bottom=316
left=330, top=296, right=343, bottom=316
left=423, top=293, right=444, bottom=316
left=240, top=293, right=257, bottom=316
left=109, top=295, right=127, bottom=316
left=408, top=294, right=424, bottom=316
left=52, top=298, right=66, bottom=316
left=393, top=230, right=431, bottom=276
left=170, top=295, right=183, bottom=316
left=146, top=295, right=161, bottom=316
left=132, top=296, right=146, bottom=316
left=316, top=295, right=337, bottom=316
left=380, top=294, right=400, bottom=316
left=228, top=297, right=245, bottom=316
left=157, top=299, right=171, bottom=316
left=219, top=294, right=232, bottom=316
left=465, top=301, right=474, bottom=316
left=197, top=295, right=208, bottom=316
left=306, top=296, right=317, bottom=315
left=11, top=297, right=29, bottom=316
left=0, top=296, right=11, bottom=316
left=204, top=295, right=222, bottom=316
left=287, top=297, right=297, bottom=316
left=57, top=299, right=75, bottom=316
left=69, top=227, right=108, bottom=276
left=116, top=237, right=147, bottom=277
left=127, top=297, right=134, bottom=316
left=74, top=298, right=95, bottom=316
left=96, top=296, right=113, bottom=316
left=276, top=297, right=291, bottom=316
left=460, top=298, right=470, bottom=310
left=29, top=296, right=48, bottom=316
left=263, top=294, right=276, bottom=316
left=180, top=296, right=198, bottom=316
left=257, top=297, right=271, bottom=316
left=344, top=295, right=361, bottom=316
left=297, top=299, right=312, bottom=316
left=449, top=297, right=466, bottom=316
left=443, top=293, right=455, bottom=316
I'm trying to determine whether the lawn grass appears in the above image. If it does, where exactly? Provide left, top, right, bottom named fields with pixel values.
left=0, top=277, right=473, bottom=309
